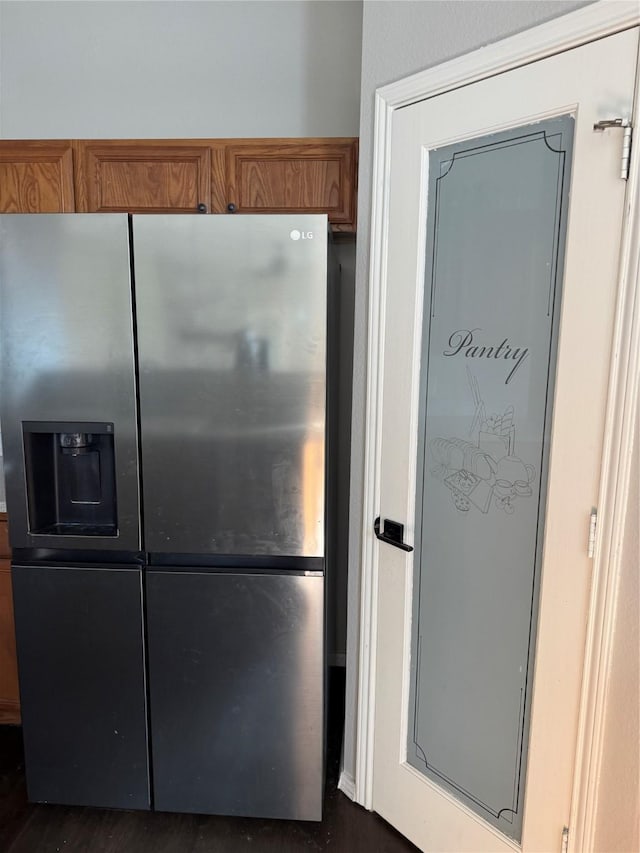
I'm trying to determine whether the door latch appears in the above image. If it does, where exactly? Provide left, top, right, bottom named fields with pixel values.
left=374, top=517, right=413, bottom=552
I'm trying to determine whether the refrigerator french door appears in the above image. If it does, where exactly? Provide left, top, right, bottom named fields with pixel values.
left=0, top=213, right=328, bottom=820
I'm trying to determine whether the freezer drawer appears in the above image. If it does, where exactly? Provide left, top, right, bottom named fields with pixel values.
left=146, top=570, right=325, bottom=820
left=12, top=565, right=150, bottom=809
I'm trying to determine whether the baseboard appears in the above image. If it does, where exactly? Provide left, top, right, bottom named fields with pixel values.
left=338, top=770, right=356, bottom=801
left=329, top=653, right=346, bottom=667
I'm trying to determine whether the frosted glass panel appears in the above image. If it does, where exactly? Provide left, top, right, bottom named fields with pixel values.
left=407, top=117, right=574, bottom=841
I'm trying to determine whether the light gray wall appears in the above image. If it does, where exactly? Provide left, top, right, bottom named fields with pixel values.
left=0, top=0, right=362, bottom=138
left=343, top=0, right=590, bottom=786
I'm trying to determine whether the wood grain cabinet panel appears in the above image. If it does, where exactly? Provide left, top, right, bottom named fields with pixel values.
left=75, top=141, right=212, bottom=213
left=0, top=141, right=75, bottom=212
left=0, top=517, right=19, bottom=725
left=224, top=139, right=358, bottom=232
left=0, top=519, right=9, bottom=560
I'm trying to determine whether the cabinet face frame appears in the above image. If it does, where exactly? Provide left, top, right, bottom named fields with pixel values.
left=0, top=141, right=75, bottom=213
left=74, top=140, right=212, bottom=214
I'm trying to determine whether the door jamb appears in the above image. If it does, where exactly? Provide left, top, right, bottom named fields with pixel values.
left=355, top=5, right=640, bottom=851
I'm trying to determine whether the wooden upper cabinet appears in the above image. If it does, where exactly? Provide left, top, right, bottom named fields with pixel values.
left=0, top=138, right=358, bottom=230
left=74, top=141, right=212, bottom=213
left=223, top=139, right=358, bottom=232
left=0, top=141, right=75, bottom=212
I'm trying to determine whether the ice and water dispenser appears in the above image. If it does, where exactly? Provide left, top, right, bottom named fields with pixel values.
left=22, top=422, right=117, bottom=536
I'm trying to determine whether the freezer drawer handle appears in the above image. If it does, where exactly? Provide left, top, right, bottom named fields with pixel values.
left=374, top=516, right=413, bottom=552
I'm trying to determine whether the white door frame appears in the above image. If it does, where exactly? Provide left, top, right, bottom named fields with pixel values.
left=355, top=3, right=640, bottom=851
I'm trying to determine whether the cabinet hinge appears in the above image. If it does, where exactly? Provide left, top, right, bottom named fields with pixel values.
left=593, top=118, right=633, bottom=180
left=561, top=825, right=569, bottom=853
left=588, top=509, right=598, bottom=558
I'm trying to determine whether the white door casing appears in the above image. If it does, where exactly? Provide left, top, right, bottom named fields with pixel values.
left=356, top=3, right=640, bottom=852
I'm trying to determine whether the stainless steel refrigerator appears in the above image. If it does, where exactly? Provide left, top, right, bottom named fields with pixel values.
left=0, top=213, right=330, bottom=820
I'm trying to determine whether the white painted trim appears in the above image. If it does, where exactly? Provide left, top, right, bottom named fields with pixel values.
left=377, top=1, right=639, bottom=111
left=338, top=770, right=356, bottom=801
left=568, top=45, right=640, bottom=853
left=355, top=86, right=393, bottom=810
left=356, top=0, right=640, bottom=827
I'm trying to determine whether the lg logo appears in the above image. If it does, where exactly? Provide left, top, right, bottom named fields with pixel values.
left=289, top=229, right=314, bottom=241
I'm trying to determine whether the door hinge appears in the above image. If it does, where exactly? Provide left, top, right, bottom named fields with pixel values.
left=593, top=118, right=633, bottom=180
left=562, top=825, right=569, bottom=853
left=588, top=509, right=598, bottom=558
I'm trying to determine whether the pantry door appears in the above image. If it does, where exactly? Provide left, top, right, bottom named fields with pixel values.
left=369, top=25, right=638, bottom=853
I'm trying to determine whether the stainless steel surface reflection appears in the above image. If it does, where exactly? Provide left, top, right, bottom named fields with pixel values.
left=0, top=215, right=140, bottom=550
left=147, top=570, right=324, bottom=820
left=133, top=215, right=327, bottom=557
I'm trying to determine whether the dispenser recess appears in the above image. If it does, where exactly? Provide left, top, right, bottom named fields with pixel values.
left=23, top=421, right=118, bottom=536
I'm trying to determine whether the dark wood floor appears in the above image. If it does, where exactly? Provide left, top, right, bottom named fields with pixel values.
left=0, top=671, right=418, bottom=853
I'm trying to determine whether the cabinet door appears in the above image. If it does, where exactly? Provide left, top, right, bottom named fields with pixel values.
left=0, top=141, right=75, bottom=212
left=0, top=517, right=19, bottom=724
left=75, top=141, right=211, bottom=213
left=224, top=138, right=358, bottom=232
